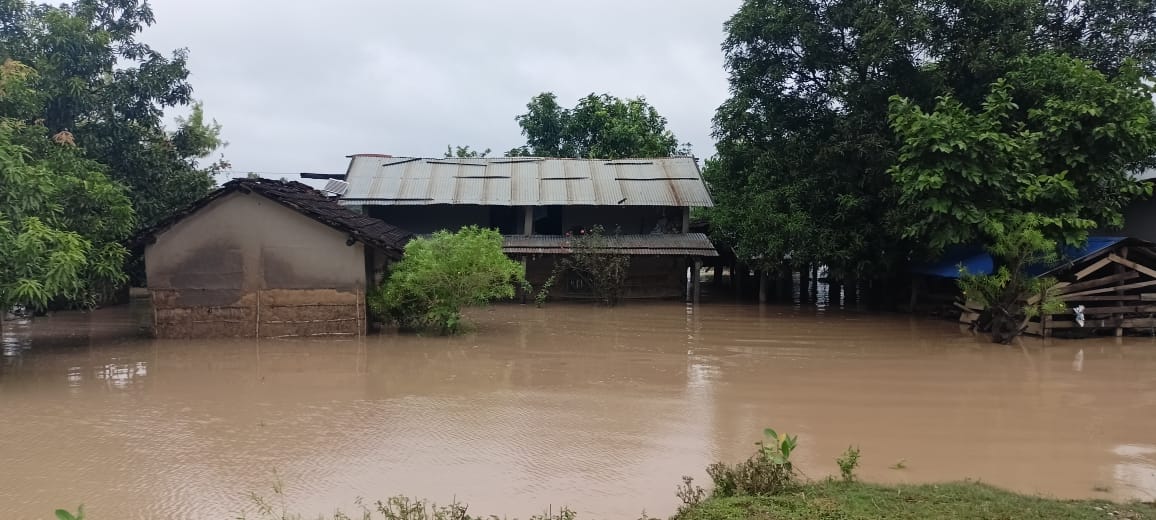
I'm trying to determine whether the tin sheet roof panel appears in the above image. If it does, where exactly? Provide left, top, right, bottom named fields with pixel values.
left=501, top=233, right=718, bottom=256
left=341, top=156, right=713, bottom=207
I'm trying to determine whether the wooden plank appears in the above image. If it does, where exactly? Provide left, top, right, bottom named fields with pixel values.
left=1024, top=322, right=1043, bottom=336
left=1116, top=248, right=1128, bottom=338
left=1059, top=293, right=1156, bottom=302
left=1027, top=282, right=1071, bottom=305
left=1060, top=278, right=1156, bottom=300
left=1107, top=253, right=1156, bottom=280
left=1074, top=257, right=1114, bottom=280
left=1045, top=317, right=1156, bottom=329
left=958, top=311, right=979, bottom=324
left=1056, top=271, right=1140, bottom=295
left=1046, top=305, right=1156, bottom=316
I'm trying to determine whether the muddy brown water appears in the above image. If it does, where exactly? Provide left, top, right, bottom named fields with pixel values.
left=2, top=301, right=1155, bottom=519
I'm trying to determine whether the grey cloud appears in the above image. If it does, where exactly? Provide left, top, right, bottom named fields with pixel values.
left=142, top=0, right=741, bottom=175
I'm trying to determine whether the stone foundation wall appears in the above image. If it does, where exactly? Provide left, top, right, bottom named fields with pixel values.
left=151, top=288, right=365, bottom=339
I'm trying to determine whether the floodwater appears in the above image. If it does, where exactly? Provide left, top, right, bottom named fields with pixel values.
left=2, top=300, right=1156, bottom=520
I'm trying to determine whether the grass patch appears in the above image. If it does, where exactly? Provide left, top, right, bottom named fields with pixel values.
left=674, top=480, right=1156, bottom=520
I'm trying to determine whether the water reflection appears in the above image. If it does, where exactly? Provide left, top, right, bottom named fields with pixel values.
left=0, top=303, right=1154, bottom=519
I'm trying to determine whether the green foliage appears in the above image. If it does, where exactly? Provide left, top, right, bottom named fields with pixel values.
left=954, top=215, right=1066, bottom=342
left=836, top=446, right=860, bottom=483
left=368, top=226, right=526, bottom=335
left=672, top=481, right=1156, bottom=520
left=507, top=92, right=689, bottom=158
left=888, top=53, right=1155, bottom=340
left=0, top=0, right=227, bottom=229
left=888, top=54, right=1156, bottom=254
left=708, top=0, right=1156, bottom=284
left=533, top=273, right=556, bottom=308
left=548, top=226, right=631, bottom=306
left=707, top=427, right=798, bottom=498
left=0, top=62, right=133, bottom=311
left=54, top=505, right=83, bottom=520
left=444, top=145, right=489, bottom=158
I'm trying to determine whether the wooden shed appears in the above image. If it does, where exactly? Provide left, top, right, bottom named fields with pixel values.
left=938, top=237, right=1156, bottom=338
left=1024, top=237, right=1156, bottom=337
left=133, top=178, right=411, bottom=339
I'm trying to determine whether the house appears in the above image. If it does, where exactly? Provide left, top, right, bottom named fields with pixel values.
left=914, top=236, right=1156, bottom=337
left=333, top=155, right=718, bottom=300
left=133, top=178, right=411, bottom=338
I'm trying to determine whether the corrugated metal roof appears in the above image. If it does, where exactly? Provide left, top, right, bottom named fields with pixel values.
left=502, top=233, right=718, bottom=257
left=340, top=156, right=714, bottom=207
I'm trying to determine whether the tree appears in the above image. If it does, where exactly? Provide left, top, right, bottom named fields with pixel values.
left=708, top=0, right=1156, bottom=292
left=507, top=92, right=690, bottom=158
left=544, top=226, right=631, bottom=306
left=889, top=54, right=1156, bottom=341
left=0, top=60, right=134, bottom=317
left=889, top=54, right=1155, bottom=253
left=957, top=216, right=1065, bottom=343
left=367, top=226, right=526, bottom=335
left=444, top=145, right=489, bottom=158
left=0, top=0, right=226, bottom=229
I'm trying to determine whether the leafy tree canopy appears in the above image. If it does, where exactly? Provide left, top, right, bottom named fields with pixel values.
left=444, top=145, right=489, bottom=158
left=0, top=0, right=226, bottom=229
left=507, top=92, right=690, bottom=159
left=368, top=226, right=526, bottom=335
left=889, top=54, right=1156, bottom=253
left=0, top=60, right=134, bottom=313
left=708, top=0, right=1156, bottom=282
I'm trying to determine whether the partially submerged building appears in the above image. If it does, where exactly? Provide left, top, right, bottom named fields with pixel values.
left=332, top=155, right=718, bottom=299
left=134, top=178, right=411, bottom=338
left=916, top=237, right=1156, bottom=337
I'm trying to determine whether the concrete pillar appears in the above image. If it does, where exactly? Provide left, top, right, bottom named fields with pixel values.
left=682, top=208, right=690, bottom=234
left=523, top=206, right=533, bottom=236
left=758, top=270, right=768, bottom=303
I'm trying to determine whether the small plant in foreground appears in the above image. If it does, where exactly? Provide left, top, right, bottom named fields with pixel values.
left=675, top=475, right=707, bottom=513
left=706, top=427, right=798, bottom=497
left=837, top=445, right=860, bottom=482
left=54, top=506, right=83, bottom=520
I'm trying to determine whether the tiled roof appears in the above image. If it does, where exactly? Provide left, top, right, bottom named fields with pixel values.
left=131, top=178, right=412, bottom=258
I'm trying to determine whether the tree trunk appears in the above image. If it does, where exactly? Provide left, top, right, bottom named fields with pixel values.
left=989, top=306, right=1022, bottom=344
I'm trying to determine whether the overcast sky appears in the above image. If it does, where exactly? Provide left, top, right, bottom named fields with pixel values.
left=139, top=1, right=742, bottom=177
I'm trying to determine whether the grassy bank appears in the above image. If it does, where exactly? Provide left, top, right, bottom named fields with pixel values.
left=675, top=480, right=1155, bottom=520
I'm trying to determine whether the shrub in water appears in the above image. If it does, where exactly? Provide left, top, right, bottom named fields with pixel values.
left=368, top=226, right=527, bottom=335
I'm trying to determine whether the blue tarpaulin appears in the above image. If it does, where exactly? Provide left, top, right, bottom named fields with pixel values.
left=912, top=236, right=1126, bottom=279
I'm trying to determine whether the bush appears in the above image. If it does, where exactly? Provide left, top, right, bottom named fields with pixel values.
left=706, top=428, right=797, bottom=497
left=548, top=225, right=630, bottom=306
left=836, top=446, right=860, bottom=483
left=368, top=226, right=526, bottom=335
